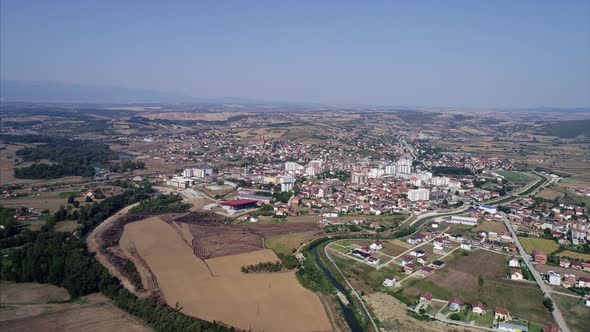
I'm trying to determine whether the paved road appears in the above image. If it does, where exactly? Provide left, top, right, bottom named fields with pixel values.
left=502, top=215, right=570, bottom=332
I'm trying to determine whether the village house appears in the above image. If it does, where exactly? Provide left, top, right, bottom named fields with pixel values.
left=508, top=257, right=520, bottom=268
left=494, top=307, right=511, bottom=321
left=460, top=241, right=472, bottom=250
left=404, top=263, right=415, bottom=274
left=531, top=249, right=547, bottom=264
left=448, top=296, right=464, bottom=311
left=419, top=292, right=432, bottom=305
left=369, top=240, right=383, bottom=251
left=382, top=276, right=396, bottom=287
left=577, top=276, right=590, bottom=288
left=548, top=271, right=561, bottom=285
left=472, top=302, right=486, bottom=314
left=367, top=256, right=380, bottom=266
left=432, top=260, right=445, bottom=269
left=401, top=256, right=414, bottom=266
left=510, top=269, right=523, bottom=280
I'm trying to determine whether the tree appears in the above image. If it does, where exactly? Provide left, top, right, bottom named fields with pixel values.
left=216, top=179, right=225, bottom=185
left=67, top=195, right=75, bottom=204
left=543, top=297, right=554, bottom=312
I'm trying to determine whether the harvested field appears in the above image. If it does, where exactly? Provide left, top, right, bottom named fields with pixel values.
left=174, top=212, right=320, bottom=259
left=0, top=283, right=150, bottom=332
left=0, top=295, right=151, bottom=332
left=0, top=281, right=70, bottom=304
left=518, top=237, right=560, bottom=254
left=474, top=220, right=507, bottom=233
left=122, top=216, right=331, bottom=332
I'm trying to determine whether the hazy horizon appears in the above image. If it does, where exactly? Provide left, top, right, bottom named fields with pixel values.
left=2, top=0, right=590, bottom=108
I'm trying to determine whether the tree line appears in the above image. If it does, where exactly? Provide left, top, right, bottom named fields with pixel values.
left=241, top=261, right=283, bottom=273
left=130, top=193, right=190, bottom=214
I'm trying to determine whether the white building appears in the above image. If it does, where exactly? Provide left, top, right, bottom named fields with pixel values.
left=396, top=157, right=413, bottom=175
left=508, top=257, right=520, bottom=268
left=479, top=205, right=497, bottom=214
left=548, top=271, right=561, bottom=285
left=385, top=165, right=397, bottom=175
left=285, top=162, right=304, bottom=172
left=279, top=176, right=295, bottom=192
left=510, top=269, right=523, bottom=280
left=408, top=188, right=430, bottom=201
left=460, top=241, right=472, bottom=250
left=430, top=176, right=450, bottom=187
left=448, top=215, right=478, bottom=226
left=352, top=172, right=368, bottom=184
left=370, top=240, right=383, bottom=251
left=183, top=167, right=212, bottom=178
left=368, top=168, right=385, bottom=178
left=382, top=276, right=396, bottom=287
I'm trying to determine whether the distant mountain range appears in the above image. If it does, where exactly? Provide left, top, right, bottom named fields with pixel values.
left=0, top=80, right=196, bottom=103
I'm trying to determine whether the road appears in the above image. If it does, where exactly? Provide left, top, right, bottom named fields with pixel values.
left=502, top=214, right=570, bottom=332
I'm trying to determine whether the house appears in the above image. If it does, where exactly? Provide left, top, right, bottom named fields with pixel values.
left=401, top=256, right=414, bottom=266
left=559, top=258, right=571, bottom=268
left=548, top=271, right=561, bottom=285
left=542, top=323, right=560, bottom=332
left=417, top=266, right=434, bottom=277
left=382, top=276, right=396, bottom=287
left=370, top=240, right=383, bottom=251
left=570, top=261, right=583, bottom=270
left=510, top=269, right=523, bottom=280
left=417, top=256, right=428, bottom=265
left=410, top=250, right=425, bottom=257
left=508, top=257, right=520, bottom=268
left=432, top=260, right=445, bottom=269
left=577, top=277, right=590, bottom=288
left=562, top=274, right=577, bottom=288
left=584, top=295, right=590, bottom=307
left=532, top=249, right=547, bottom=264
left=498, top=322, right=528, bottom=332
left=419, top=292, right=432, bottom=305
left=404, top=263, right=415, bottom=274
left=495, top=307, right=511, bottom=321
left=448, top=296, right=463, bottom=311
left=472, top=302, right=486, bottom=314
left=460, top=241, right=472, bottom=250
left=407, top=237, right=422, bottom=245
left=367, top=256, right=380, bottom=266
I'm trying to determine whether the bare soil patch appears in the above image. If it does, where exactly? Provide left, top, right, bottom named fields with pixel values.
left=0, top=281, right=70, bottom=304
left=474, top=220, right=507, bottom=233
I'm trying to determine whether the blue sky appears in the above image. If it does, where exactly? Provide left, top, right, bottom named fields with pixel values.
left=1, top=0, right=589, bottom=107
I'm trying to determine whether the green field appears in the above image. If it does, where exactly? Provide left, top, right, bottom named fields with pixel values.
left=553, top=294, right=590, bottom=332
left=518, top=237, right=560, bottom=254
left=497, top=171, right=533, bottom=182
left=557, top=250, right=590, bottom=262
left=58, top=191, right=80, bottom=198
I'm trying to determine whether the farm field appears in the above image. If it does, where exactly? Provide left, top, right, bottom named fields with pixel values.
left=534, top=264, right=590, bottom=279
left=518, top=237, right=560, bottom=254
left=556, top=250, right=590, bottom=262
left=0, top=282, right=150, bottom=332
left=121, top=216, right=331, bottom=332
left=553, top=294, right=590, bottom=332
left=535, top=187, right=564, bottom=200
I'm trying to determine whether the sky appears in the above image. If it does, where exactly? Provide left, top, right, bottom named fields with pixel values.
left=1, top=0, right=590, bottom=108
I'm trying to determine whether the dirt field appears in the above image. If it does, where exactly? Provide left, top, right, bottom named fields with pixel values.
left=535, top=187, right=565, bottom=200
left=553, top=294, right=590, bottom=332
left=174, top=212, right=320, bottom=259
left=474, top=220, right=507, bottom=233
left=0, top=281, right=70, bottom=304
left=364, top=292, right=479, bottom=332
left=122, top=216, right=331, bottom=332
left=518, top=237, right=560, bottom=254
left=388, top=239, right=415, bottom=249
left=0, top=283, right=151, bottom=332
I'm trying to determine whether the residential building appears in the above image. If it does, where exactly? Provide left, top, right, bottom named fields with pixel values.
left=370, top=240, right=383, bottom=251
left=352, top=172, right=368, bottom=184
left=472, top=302, right=486, bottom=314
left=548, top=271, right=561, bottom=286
left=448, top=296, right=464, bottom=311
left=419, top=292, right=432, bottom=305
left=408, top=188, right=430, bottom=201
left=532, top=249, right=547, bottom=264
left=508, top=257, right=520, bottom=268
left=498, top=322, right=528, bottom=332
left=382, top=276, right=396, bottom=287
left=510, top=269, right=523, bottom=280
left=494, top=307, right=511, bottom=321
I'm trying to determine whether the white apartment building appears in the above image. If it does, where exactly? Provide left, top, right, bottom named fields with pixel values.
left=385, top=165, right=397, bottom=175
left=430, top=176, right=450, bottom=186
left=279, top=176, right=295, bottom=192
left=408, top=188, right=430, bottom=201
left=285, top=162, right=304, bottom=172
left=352, top=172, right=368, bottom=184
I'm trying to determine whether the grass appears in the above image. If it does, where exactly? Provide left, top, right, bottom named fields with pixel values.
left=328, top=243, right=351, bottom=254
left=55, top=220, right=79, bottom=233
left=471, top=311, right=495, bottom=327
left=265, top=230, right=317, bottom=256
left=496, top=171, right=533, bottom=182
left=480, top=280, right=551, bottom=324
left=552, top=294, right=590, bottom=332
left=58, top=191, right=80, bottom=198
left=407, top=280, right=453, bottom=300
left=518, top=237, right=560, bottom=254
left=557, top=250, right=590, bottom=262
